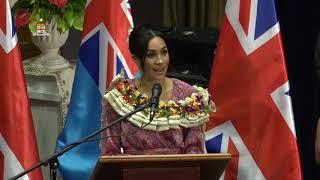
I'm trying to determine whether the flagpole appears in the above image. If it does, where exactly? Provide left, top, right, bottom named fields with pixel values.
left=9, top=102, right=152, bottom=180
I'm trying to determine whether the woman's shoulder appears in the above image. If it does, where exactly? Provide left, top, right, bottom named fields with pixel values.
left=171, top=78, right=193, bottom=89
left=171, top=78, right=196, bottom=99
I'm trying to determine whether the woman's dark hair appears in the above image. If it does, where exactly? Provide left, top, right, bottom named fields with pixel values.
left=129, top=24, right=166, bottom=70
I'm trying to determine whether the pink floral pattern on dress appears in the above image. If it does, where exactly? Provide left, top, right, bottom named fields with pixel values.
left=100, top=79, right=205, bottom=155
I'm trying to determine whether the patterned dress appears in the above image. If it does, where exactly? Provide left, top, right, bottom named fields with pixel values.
left=100, top=78, right=205, bottom=155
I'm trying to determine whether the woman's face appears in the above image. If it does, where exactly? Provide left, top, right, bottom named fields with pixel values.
left=141, top=36, right=169, bottom=81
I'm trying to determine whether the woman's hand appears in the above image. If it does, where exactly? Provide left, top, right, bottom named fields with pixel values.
left=105, top=70, right=125, bottom=93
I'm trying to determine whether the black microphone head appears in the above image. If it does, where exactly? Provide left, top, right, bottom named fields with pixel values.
left=152, top=83, right=162, bottom=97
left=150, top=83, right=162, bottom=121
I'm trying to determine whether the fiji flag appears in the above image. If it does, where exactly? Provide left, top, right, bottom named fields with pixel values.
left=55, top=0, right=138, bottom=179
left=205, top=0, right=302, bottom=179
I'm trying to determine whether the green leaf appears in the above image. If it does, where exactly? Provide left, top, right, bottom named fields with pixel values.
left=64, top=7, right=74, bottom=27
left=71, top=0, right=86, bottom=12
left=56, top=16, right=69, bottom=32
left=50, top=5, right=60, bottom=16
left=76, top=0, right=86, bottom=7
left=30, top=7, right=41, bottom=22
left=28, top=22, right=37, bottom=33
left=52, top=14, right=59, bottom=22
left=73, top=11, right=84, bottom=31
left=71, top=0, right=81, bottom=8
left=30, top=0, right=36, bottom=4
left=39, top=8, right=49, bottom=22
left=12, top=0, right=32, bottom=10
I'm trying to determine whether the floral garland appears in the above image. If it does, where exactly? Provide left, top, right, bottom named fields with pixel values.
left=104, top=80, right=216, bottom=131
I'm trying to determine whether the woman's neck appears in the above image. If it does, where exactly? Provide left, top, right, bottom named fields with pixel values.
left=136, top=76, right=173, bottom=101
left=138, top=77, right=166, bottom=93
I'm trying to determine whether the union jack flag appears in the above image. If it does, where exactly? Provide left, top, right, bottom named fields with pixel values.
left=0, top=0, right=42, bottom=179
left=205, top=0, right=302, bottom=179
left=55, top=0, right=138, bottom=179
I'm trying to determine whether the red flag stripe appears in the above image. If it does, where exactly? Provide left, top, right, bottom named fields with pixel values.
left=224, top=139, right=239, bottom=179
left=239, top=0, right=251, bottom=35
left=0, top=1, right=42, bottom=178
left=0, top=0, right=6, bottom=34
left=0, top=41, right=42, bottom=180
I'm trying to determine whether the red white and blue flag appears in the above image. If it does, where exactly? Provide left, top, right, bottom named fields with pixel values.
left=205, top=0, right=302, bottom=179
left=55, top=0, right=138, bottom=179
left=0, top=0, right=42, bottom=179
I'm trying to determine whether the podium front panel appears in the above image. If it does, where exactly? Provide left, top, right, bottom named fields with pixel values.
left=124, top=167, right=200, bottom=180
left=91, top=153, right=231, bottom=180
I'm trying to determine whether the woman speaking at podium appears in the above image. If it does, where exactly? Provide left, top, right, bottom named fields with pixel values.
left=100, top=25, right=215, bottom=155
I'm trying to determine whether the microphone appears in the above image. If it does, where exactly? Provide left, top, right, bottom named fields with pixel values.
left=149, top=83, right=162, bottom=121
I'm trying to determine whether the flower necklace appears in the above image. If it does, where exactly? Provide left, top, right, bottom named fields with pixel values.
left=105, top=80, right=216, bottom=131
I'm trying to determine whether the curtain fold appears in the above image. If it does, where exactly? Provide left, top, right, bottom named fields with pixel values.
left=163, top=0, right=226, bottom=29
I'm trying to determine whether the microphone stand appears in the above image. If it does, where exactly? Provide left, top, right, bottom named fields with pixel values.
left=9, top=102, right=151, bottom=180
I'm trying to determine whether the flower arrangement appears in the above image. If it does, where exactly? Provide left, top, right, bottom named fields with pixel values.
left=12, top=0, right=86, bottom=33
left=106, top=80, right=216, bottom=131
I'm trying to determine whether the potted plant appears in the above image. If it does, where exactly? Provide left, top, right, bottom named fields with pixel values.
left=12, top=0, right=86, bottom=70
left=13, top=0, right=86, bottom=33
